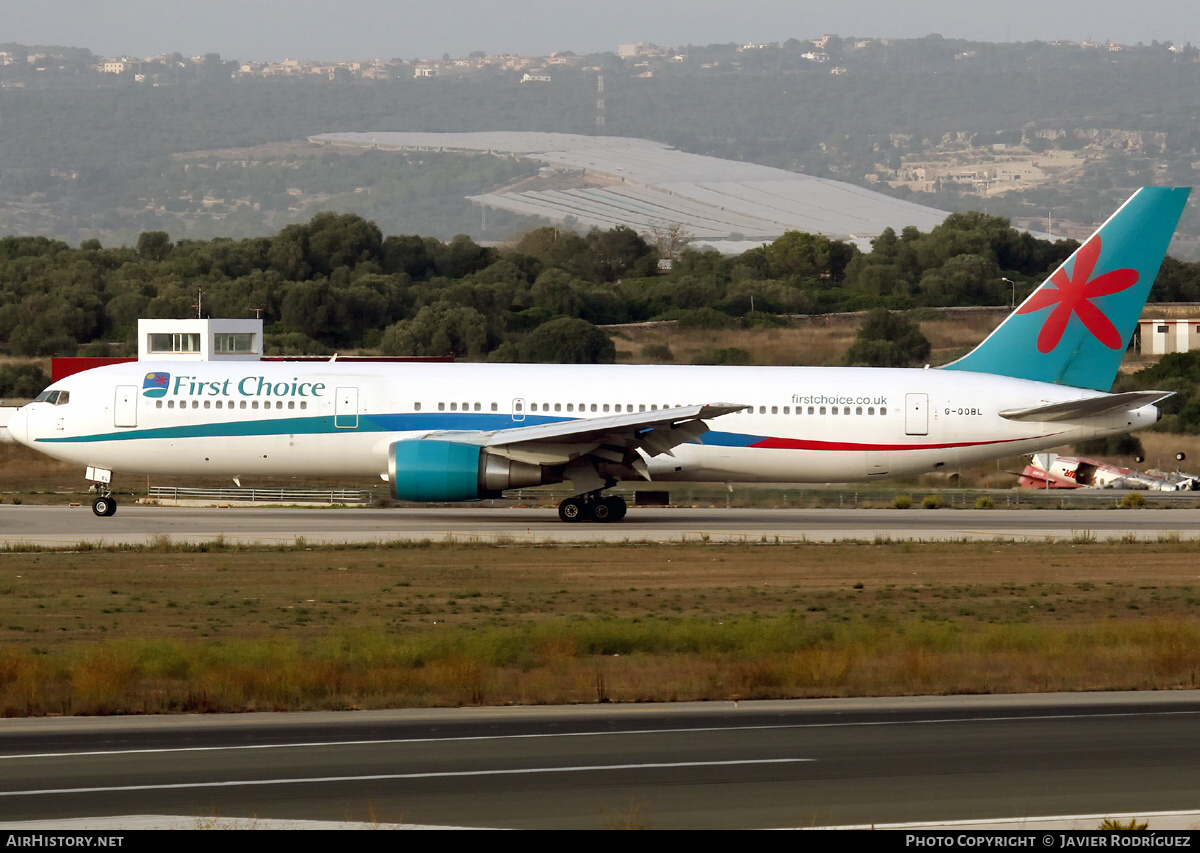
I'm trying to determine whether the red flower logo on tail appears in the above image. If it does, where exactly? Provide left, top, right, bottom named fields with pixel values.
left=1016, top=235, right=1138, bottom=353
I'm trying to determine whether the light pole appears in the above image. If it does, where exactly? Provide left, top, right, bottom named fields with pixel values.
left=1001, top=277, right=1016, bottom=308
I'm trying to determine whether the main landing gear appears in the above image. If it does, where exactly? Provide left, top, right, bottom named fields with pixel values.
left=557, top=492, right=627, bottom=523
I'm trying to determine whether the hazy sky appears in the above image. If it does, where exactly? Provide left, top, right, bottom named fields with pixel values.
left=3, top=0, right=1197, bottom=61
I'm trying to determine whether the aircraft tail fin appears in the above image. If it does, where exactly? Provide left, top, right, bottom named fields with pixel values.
left=942, top=187, right=1190, bottom=391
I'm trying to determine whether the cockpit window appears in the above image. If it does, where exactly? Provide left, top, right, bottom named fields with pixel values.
left=55, top=391, right=69, bottom=405
left=33, top=390, right=59, bottom=404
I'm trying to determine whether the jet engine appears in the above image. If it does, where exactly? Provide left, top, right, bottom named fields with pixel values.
left=388, top=439, right=557, bottom=501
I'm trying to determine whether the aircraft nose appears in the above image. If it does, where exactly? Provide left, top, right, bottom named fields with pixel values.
left=4, top=405, right=28, bottom=446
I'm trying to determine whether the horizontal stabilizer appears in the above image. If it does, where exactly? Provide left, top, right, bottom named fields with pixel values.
left=999, top=391, right=1173, bottom=422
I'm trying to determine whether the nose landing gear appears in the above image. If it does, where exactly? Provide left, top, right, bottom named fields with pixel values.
left=557, top=492, right=627, bottom=523
left=86, top=466, right=117, bottom=517
left=92, top=494, right=117, bottom=517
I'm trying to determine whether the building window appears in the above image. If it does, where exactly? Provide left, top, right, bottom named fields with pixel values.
left=147, top=332, right=201, bottom=354
left=213, top=333, right=256, bottom=354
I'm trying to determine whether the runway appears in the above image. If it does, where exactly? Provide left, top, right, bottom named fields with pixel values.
left=2, top=504, right=1199, bottom=546
left=1, top=693, right=1198, bottom=829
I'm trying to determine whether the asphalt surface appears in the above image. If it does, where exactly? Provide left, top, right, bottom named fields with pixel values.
left=3, top=504, right=1200, bottom=545
left=1, top=693, right=1199, bottom=829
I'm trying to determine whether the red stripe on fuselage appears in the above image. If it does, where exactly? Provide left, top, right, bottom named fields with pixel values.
left=747, top=434, right=1060, bottom=452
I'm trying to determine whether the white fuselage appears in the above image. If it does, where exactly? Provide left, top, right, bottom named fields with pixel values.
left=9, top=360, right=1159, bottom=487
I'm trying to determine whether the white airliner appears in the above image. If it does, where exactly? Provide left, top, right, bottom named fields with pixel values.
left=6, top=187, right=1190, bottom=522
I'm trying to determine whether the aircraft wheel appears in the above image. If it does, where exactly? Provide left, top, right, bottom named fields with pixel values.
left=558, top=497, right=590, bottom=523
left=596, top=495, right=626, bottom=523
left=92, top=497, right=117, bottom=517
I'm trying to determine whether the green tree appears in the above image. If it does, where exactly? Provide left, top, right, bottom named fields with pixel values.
left=380, top=302, right=488, bottom=359
left=136, top=231, right=173, bottom=262
left=520, top=317, right=615, bottom=363
left=843, top=308, right=931, bottom=367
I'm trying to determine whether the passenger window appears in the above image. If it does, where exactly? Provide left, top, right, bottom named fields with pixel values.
left=450, top=402, right=458, bottom=411
left=868, top=407, right=874, bottom=415
left=856, top=406, right=862, bottom=415
left=603, top=404, right=609, bottom=412
left=438, top=402, right=445, bottom=411
left=807, top=406, right=814, bottom=415
left=880, top=407, right=887, bottom=416
left=192, top=400, right=199, bottom=409
left=168, top=400, right=174, bottom=409
left=783, top=406, right=789, bottom=414
left=843, top=407, right=850, bottom=415
left=819, top=406, right=826, bottom=415
left=300, top=401, right=307, bottom=410
left=490, top=403, right=497, bottom=411
left=771, top=406, right=778, bottom=414
left=240, top=400, right=247, bottom=409
left=156, top=400, right=163, bottom=409
left=414, top=402, right=422, bottom=411
left=251, top=401, right=258, bottom=410
left=591, top=404, right=597, bottom=412
left=554, top=403, right=561, bottom=412
left=204, top=400, right=211, bottom=409
left=567, top=404, right=574, bottom=412
left=474, top=403, right=481, bottom=411
left=288, top=401, right=294, bottom=410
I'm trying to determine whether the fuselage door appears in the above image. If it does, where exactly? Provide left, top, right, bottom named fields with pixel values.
left=335, top=386, right=359, bottom=429
left=511, top=397, right=526, bottom=423
left=905, top=393, right=928, bottom=436
left=114, top=385, right=138, bottom=428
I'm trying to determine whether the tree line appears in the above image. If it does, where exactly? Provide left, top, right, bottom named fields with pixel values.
left=3, top=206, right=1200, bottom=366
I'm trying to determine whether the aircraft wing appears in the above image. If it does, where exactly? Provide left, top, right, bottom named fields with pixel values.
left=421, top=403, right=748, bottom=487
left=999, top=391, right=1173, bottom=422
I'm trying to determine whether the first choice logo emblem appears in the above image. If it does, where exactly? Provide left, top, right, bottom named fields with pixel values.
left=142, top=372, right=169, bottom=398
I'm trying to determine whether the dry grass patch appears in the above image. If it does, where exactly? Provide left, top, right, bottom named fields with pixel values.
left=5, top=540, right=1200, bottom=714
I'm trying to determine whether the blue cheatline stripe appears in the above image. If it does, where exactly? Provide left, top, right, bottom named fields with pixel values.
left=38, top=411, right=772, bottom=449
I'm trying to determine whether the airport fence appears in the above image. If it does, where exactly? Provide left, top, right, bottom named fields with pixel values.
left=148, top=486, right=375, bottom=506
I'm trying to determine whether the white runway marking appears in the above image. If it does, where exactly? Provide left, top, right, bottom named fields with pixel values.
left=0, top=758, right=813, bottom=798
left=5, top=710, right=1196, bottom=760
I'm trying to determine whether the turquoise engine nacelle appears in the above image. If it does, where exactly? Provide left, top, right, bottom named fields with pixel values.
left=388, top=439, right=552, bottom=502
